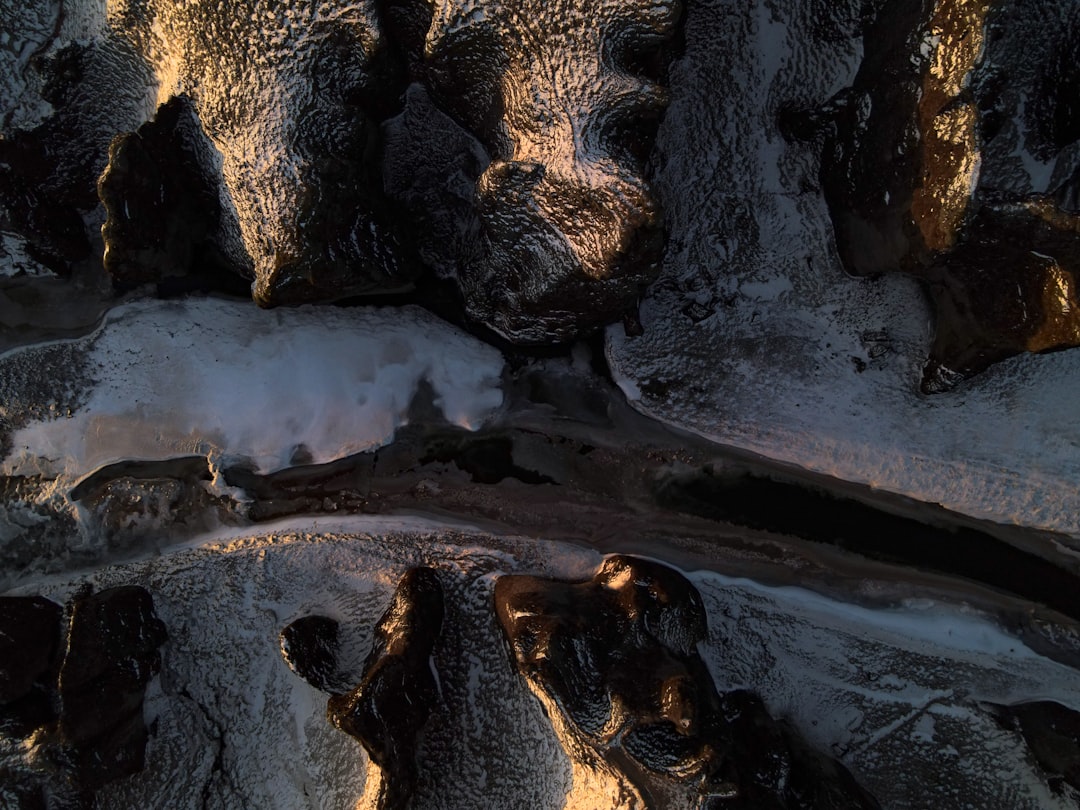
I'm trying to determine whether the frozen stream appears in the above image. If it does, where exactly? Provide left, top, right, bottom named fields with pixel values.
left=1, top=297, right=1079, bottom=808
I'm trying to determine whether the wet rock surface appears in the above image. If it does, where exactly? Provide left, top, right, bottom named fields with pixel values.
left=817, top=0, right=1080, bottom=386
left=324, top=567, right=444, bottom=810
left=494, top=555, right=879, bottom=808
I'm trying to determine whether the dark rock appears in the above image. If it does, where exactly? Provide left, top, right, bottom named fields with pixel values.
left=0, top=588, right=165, bottom=803
left=381, top=83, right=490, bottom=282
left=56, top=586, right=167, bottom=790
left=414, top=0, right=683, bottom=342
left=494, top=556, right=879, bottom=808
left=720, top=691, right=880, bottom=810
left=991, top=701, right=1080, bottom=798
left=0, top=39, right=154, bottom=275
left=0, top=596, right=64, bottom=737
left=326, top=567, right=444, bottom=810
left=921, top=199, right=1080, bottom=385
left=280, top=615, right=341, bottom=693
left=420, top=431, right=557, bottom=485
left=97, top=96, right=251, bottom=296
left=817, top=0, right=1080, bottom=387
left=0, top=772, right=46, bottom=810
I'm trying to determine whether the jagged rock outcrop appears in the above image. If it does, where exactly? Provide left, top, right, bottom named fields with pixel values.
left=0, top=38, right=153, bottom=275
left=98, top=95, right=250, bottom=295
left=281, top=568, right=444, bottom=810
left=0, top=586, right=167, bottom=803
left=9, top=0, right=684, bottom=341
left=409, top=0, right=683, bottom=342
left=814, top=0, right=1080, bottom=388
left=280, top=614, right=342, bottom=693
left=107, top=0, right=417, bottom=305
left=494, top=555, right=880, bottom=808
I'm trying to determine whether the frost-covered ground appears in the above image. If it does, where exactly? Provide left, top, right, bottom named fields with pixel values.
left=3, top=517, right=1077, bottom=809
left=4, top=0, right=1080, bottom=807
left=1, top=297, right=504, bottom=484
left=606, top=0, right=1080, bottom=540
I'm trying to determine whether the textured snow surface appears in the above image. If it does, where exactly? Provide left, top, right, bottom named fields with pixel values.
left=11, top=517, right=591, bottom=810
left=0, top=298, right=505, bottom=480
left=606, top=0, right=1080, bottom=539
left=691, top=570, right=1080, bottom=810
left=4, top=519, right=1077, bottom=809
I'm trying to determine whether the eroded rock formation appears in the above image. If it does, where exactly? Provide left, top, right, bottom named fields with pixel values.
left=494, top=555, right=880, bottom=808
left=0, top=587, right=167, bottom=804
left=815, top=0, right=1080, bottom=387
left=327, top=567, right=444, bottom=809
left=410, top=0, right=682, bottom=342
left=106, top=0, right=417, bottom=304
left=97, top=95, right=249, bottom=295
left=0, top=37, right=153, bottom=275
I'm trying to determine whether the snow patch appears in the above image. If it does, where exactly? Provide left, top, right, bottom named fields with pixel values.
left=1, top=298, right=505, bottom=482
left=606, top=0, right=1080, bottom=541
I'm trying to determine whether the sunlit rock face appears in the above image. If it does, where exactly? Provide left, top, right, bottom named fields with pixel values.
left=325, top=567, right=444, bottom=810
left=815, top=0, right=1080, bottom=387
left=411, top=0, right=682, bottom=342
left=106, top=0, right=416, bottom=303
left=494, top=555, right=880, bottom=809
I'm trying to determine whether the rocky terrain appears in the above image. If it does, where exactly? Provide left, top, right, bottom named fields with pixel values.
left=3, top=0, right=1080, bottom=807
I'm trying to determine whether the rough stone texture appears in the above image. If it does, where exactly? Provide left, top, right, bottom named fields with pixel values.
left=56, top=586, right=168, bottom=791
left=326, top=566, right=444, bottom=810
left=381, top=83, right=490, bottom=282
left=280, top=615, right=341, bottom=693
left=991, top=701, right=1080, bottom=801
left=412, top=0, right=683, bottom=342
left=0, top=596, right=63, bottom=738
left=0, top=37, right=153, bottom=275
left=817, top=0, right=1080, bottom=386
left=106, top=0, right=417, bottom=305
left=97, top=95, right=249, bottom=295
left=0, top=586, right=166, bottom=806
left=494, top=555, right=880, bottom=808
left=0, top=773, right=46, bottom=810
